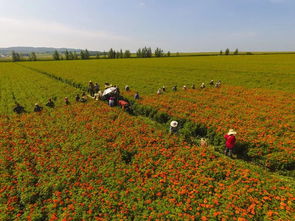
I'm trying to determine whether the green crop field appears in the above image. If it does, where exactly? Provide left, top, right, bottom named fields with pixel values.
left=0, top=63, right=80, bottom=115
left=21, top=54, right=295, bottom=94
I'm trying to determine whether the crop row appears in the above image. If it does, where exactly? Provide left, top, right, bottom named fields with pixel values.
left=135, top=86, right=295, bottom=172
left=0, top=63, right=80, bottom=115
left=0, top=101, right=294, bottom=220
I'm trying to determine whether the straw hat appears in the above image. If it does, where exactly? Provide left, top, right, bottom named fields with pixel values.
left=35, top=103, right=38, bottom=106
left=228, top=129, right=237, bottom=135
left=170, top=121, right=178, bottom=128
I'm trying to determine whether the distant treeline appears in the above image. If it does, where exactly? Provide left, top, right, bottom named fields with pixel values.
left=9, top=47, right=172, bottom=62
left=7, top=47, right=295, bottom=62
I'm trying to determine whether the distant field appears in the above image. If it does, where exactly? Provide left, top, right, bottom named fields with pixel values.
left=20, top=54, right=295, bottom=93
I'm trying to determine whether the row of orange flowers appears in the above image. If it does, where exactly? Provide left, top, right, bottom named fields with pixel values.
left=0, top=101, right=294, bottom=220
left=136, top=86, right=295, bottom=170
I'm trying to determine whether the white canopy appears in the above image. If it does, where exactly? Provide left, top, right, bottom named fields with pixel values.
left=103, top=87, right=117, bottom=96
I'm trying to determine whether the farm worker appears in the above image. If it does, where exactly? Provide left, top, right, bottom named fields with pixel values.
left=224, top=129, right=237, bottom=157
left=209, top=80, right=214, bottom=86
left=215, top=80, right=221, bottom=88
left=134, top=92, right=140, bottom=99
left=191, top=84, right=196, bottom=89
left=115, top=85, right=120, bottom=95
left=109, top=96, right=115, bottom=107
left=88, top=81, right=95, bottom=97
left=183, top=85, right=187, bottom=90
left=200, top=138, right=208, bottom=147
left=80, top=92, right=87, bottom=103
left=104, top=82, right=110, bottom=89
left=118, top=100, right=129, bottom=110
left=64, top=97, right=70, bottom=105
left=125, top=85, right=130, bottom=91
left=94, top=83, right=100, bottom=93
left=157, top=88, right=162, bottom=95
left=162, top=86, right=166, bottom=92
left=34, top=103, right=43, bottom=112
left=169, top=121, right=179, bottom=134
left=75, top=94, right=80, bottom=102
left=172, top=85, right=177, bottom=91
left=200, top=83, right=206, bottom=89
left=13, top=103, right=25, bottom=114
left=94, top=90, right=103, bottom=100
left=46, top=98, right=55, bottom=108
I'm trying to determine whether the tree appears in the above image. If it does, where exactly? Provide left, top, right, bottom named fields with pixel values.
left=65, top=50, right=70, bottom=60
left=29, top=52, right=37, bottom=61
left=73, top=52, right=78, bottom=60
left=124, top=50, right=131, bottom=58
left=80, top=50, right=89, bottom=59
left=69, top=52, right=74, bottom=60
left=85, top=49, right=90, bottom=59
left=108, top=48, right=115, bottom=59
left=146, top=47, right=152, bottom=57
left=220, top=50, right=223, bottom=55
left=53, top=50, right=60, bottom=60
left=115, top=51, right=120, bottom=59
left=167, top=51, right=171, bottom=57
left=225, top=48, right=230, bottom=55
left=96, top=52, right=100, bottom=59
left=154, top=48, right=163, bottom=57
left=234, top=48, right=239, bottom=55
left=119, top=49, right=124, bottom=58
left=136, top=48, right=142, bottom=58
left=137, top=47, right=152, bottom=58
left=12, top=51, right=21, bottom=62
left=80, top=50, right=85, bottom=59
left=176, top=52, right=180, bottom=57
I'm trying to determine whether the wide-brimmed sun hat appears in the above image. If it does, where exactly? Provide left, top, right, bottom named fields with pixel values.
left=170, top=121, right=178, bottom=128
left=228, top=129, right=237, bottom=135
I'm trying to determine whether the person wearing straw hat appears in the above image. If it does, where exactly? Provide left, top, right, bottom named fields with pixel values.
left=200, top=82, right=206, bottom=89
left=209, top=80, right=214, bottom=86
left=34, top=103, right=43, bottom=112
left=169, top=121, right=179, bottom=134
left=157, top=88, right=162, bottom=95
left=224, top=129, right=237, bottom=157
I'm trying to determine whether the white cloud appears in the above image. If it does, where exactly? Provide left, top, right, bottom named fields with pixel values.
left=0, top=17, right=141, bottom=50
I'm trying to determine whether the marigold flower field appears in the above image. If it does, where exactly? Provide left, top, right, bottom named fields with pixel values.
left=0, top=102, right=294, bottom=220
left=137, top=86, right=295, bottom=171
left=0, top=55, right=294, bottom=219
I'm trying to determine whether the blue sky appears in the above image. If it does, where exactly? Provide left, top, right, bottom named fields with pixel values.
left=0, top=0, right=295, bottom=52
